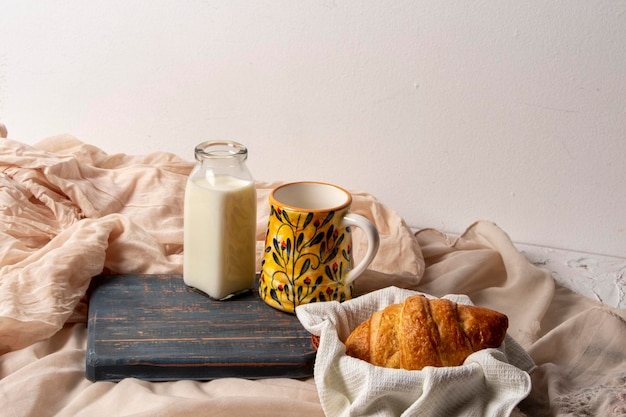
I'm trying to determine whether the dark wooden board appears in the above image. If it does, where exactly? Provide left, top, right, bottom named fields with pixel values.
left=86, top=274, right=316, bottom=382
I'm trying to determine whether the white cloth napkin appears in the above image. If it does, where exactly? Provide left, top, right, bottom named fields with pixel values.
left=296, top=287, right=536, bottom=417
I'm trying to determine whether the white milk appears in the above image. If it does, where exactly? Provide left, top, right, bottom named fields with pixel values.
left=183, top=175, right=257, bottom=299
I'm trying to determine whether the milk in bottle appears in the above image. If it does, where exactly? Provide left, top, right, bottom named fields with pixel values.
left=183, top=141, right=256, bottom=299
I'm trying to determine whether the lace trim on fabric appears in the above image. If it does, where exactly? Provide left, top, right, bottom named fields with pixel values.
left=555, top=376, right=626, bottom=416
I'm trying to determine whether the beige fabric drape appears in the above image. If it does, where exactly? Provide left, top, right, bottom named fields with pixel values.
left=0, top=136, right=624, bottom=416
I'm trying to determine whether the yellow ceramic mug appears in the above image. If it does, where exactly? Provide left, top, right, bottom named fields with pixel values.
left=259, top=182, right=380, bottom=313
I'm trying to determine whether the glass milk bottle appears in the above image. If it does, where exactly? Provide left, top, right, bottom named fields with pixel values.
left=183, top=141, right=257, bottom=300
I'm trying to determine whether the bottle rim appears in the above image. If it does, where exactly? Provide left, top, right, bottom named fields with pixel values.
left=194, top=141, right=248, bottom=161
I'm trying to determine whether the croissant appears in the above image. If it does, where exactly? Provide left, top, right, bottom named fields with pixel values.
left=344, top=294, right=508, bottom=370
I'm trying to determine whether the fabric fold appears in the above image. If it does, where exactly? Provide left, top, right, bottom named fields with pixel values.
left=415, top=222, right=555, bottom=348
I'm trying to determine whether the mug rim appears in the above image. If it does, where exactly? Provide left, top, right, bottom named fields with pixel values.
left=269, top=181, right=352, bottom=213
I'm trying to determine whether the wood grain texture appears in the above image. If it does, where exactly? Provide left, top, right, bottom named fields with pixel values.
left=86, top=274, right=316, bottom=382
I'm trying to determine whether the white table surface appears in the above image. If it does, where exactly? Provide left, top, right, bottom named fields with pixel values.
left=516, top=243, right=625, bottom=309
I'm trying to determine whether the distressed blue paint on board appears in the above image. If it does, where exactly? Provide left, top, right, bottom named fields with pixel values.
left=86, top=274, right=316, bottom=382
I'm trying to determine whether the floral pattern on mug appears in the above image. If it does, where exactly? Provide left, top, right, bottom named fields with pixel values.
left=259, top=204, right=354, bottom=313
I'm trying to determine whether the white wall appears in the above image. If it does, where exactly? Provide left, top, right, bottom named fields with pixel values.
left=1, top=1, right=625, bottom=257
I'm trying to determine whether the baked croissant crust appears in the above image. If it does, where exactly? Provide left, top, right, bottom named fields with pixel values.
left=344, top=294, right=508, bottom=370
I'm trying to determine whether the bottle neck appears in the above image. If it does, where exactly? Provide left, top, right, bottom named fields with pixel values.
left=194, top=141, right=248, bottom=162
left=192, top=140, right=253, bottom=182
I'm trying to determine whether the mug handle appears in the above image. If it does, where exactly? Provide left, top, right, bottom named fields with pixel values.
left=342, top=213, right=380, bottom=284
